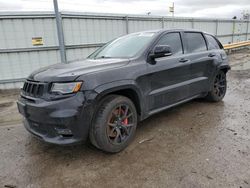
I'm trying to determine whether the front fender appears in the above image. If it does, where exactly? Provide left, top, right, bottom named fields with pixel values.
left=94, top=80, right=139, bottom=94
left=93, top=80, right=145, bottom=120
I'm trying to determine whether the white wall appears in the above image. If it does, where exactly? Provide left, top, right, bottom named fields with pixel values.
left=0, top=11, right=249, bottom=89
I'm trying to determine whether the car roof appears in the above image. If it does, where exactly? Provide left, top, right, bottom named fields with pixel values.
left=134, top=28, right=208, bottom=35
left=122, top=29, right=215, bottom=41
left=148, top=29, right=217, bottom=37
left=158, top=28, right=205, bottom=33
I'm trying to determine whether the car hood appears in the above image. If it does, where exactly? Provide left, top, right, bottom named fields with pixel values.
left=28, top=58, right=130, bottom=82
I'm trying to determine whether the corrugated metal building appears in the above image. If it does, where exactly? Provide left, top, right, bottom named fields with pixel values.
left=0, top=11, right=249, bottom=89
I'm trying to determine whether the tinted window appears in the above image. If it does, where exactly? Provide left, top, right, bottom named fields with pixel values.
left=185, top=32, right=207, bottom=53
left=205, top=34, right=221, bottom=50
left=156, top=32, right=183, bottom=55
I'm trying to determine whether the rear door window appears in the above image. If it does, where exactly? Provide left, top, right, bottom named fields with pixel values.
left=205, top=34, right=221, bottom=50
left=156, top=32, right=183, bottom=55
left=185, top=32, right=207, bottom=53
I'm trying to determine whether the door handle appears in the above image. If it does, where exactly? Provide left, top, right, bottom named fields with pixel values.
left=208, top=53, right=216, bottom=57
left=179, top=58, right=189, bottom=63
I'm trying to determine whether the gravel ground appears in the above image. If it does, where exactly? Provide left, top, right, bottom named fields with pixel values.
left=0, top=49, right=250, bottom=188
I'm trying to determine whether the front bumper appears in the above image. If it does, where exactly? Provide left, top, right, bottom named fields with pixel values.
left=17, top=92, right=96, bottom=145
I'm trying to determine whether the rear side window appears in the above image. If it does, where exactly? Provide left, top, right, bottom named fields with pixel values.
left=205, top=34, right=221, bottom=50
left=156, top=32, right=183, bottom=55
left=185, top=32, right=207, bottom=53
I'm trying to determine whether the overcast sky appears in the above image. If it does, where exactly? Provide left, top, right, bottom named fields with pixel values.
left=0, top=0, right=249, bottom=19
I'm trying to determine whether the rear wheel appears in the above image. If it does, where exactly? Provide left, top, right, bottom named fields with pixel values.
left=90, top=95, right=137, bottom=153
left=206, top=70, right=227, bottom=102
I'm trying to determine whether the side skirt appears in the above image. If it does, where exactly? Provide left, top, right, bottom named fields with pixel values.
left=148, top=94, right=201, bottom=116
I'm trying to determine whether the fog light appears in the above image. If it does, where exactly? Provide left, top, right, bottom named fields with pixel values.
left=55, top=128, right=73, bottom=136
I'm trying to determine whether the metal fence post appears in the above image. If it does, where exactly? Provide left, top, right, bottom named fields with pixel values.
left=191, top=19, right=194, bottom=29
left=246, top=20, right=249, bottom=41
left=162, top=17, right=164, bottom=29
left=125, top=16, right=129, bottom=34
left=232, top=20, right=235, bottom=43
left=53, top=0, right=67, bottom=63
left=215, top=19, right=219, bottom=36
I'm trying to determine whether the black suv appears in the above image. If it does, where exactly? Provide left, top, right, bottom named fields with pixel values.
left=17, top=29, right=230, bottom=153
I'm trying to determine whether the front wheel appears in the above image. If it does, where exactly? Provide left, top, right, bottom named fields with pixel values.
left=89, top=95, right=137, bottom=153
left=206, top=70, right=227, bottom=102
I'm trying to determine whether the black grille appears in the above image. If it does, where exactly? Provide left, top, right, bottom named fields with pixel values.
left=22, top=80, right=45, bottom=97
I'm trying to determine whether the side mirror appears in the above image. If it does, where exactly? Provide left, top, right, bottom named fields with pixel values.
left=150, top=45, right=172, bottom=60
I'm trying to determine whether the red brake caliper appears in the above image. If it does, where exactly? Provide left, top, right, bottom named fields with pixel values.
left=121, top=109, right=128, bottom=125
left=109, top=108, right=128, bottom=138
left=115, top=108, right=128, bottom=125
left=123, top=118, right=128, bottom=125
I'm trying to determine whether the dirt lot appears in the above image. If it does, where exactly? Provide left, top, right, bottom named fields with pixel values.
left=0, top=49, right=250, bottom=188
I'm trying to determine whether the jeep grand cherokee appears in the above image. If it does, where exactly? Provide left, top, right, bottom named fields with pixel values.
left=17, top=29, right=230, bottom=153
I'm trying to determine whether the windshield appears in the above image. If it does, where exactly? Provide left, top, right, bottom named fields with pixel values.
left=88, top=32, right=156, bottom=59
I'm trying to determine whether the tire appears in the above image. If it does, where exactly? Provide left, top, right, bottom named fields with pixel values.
left=206, top=70, right=227, bottom=102
left=89, top=95, right=137, bottom=153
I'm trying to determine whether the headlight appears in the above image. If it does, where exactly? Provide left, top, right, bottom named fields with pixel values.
left=51, top=82, right=82, bottom=94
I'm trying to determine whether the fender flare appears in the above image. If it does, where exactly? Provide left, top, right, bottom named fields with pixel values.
left=218, top=64, right=231, bottom=72
left=93, top=80, right=145, bottom=118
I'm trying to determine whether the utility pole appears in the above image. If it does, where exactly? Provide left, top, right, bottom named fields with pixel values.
left=169, top=2, right=175, bottom=27
left=53, top=0, right=67, bottom=63
left=172, top=2, right=175, bottom=17
left=169, top=2, right=174, bottom=17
